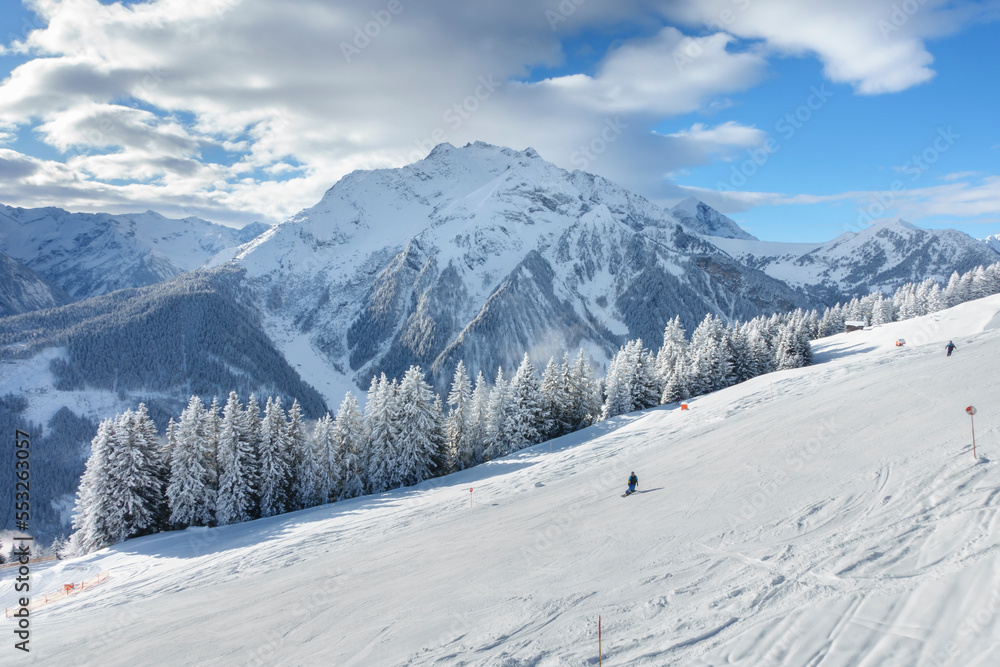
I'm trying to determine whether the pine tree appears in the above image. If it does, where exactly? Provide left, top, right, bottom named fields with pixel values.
left=687, top=315, right=731, bottom=395
left=313, top=414, right=340, bottom=504
left=446, top=360, right=474, bottom=471
left=69, top=418, right=116, bottom=555
left=775, top=322, right=814, bottom=369
left=430, top=394, right=448, bottom=476
left=566, top=349, right=601, bottom=430
left=216, top=392, right=258, bottom=526
left=465, top=371, right=489, bottom=466
left=661, top=354, right=690, bottom=404
left=633, top=346, right=661, bottom=409
left=601, top=347, right=629, bottom=420
left=393, top=366, right=440, bottom=487
left=506, top=353, right=543, bottom=451
left=945, top=270, right=964, bottom=307
left=103, top=405, right=165, bottom=544
left=334, top=392, right=366, bottom=500
left=602, top=340, right=658, bottom=419
left=655, top=316, right=687, bottom=386
left=367, top=374, right=400, bottom=493
left=540, top=354, right=573, bottom=439
left=204, top=396, right=221, bottom=489
left=166, top=396, right=217, bottom=527
left=258, top=396, right=291, bottom=517
left=288, top=399, right=322, bottom=509
left=483, top=367, right=509, bottom=459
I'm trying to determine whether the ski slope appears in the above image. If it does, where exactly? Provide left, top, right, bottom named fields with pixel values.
left=6, top=296, right=1000, bottom=666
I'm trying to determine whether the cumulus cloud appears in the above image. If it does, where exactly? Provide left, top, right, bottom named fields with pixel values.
left=662, top=0, right=998, bottom=95
left=0, top=0, right=992, bottom=224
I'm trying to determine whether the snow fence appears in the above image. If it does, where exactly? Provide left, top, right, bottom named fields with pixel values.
left=5, top=570, right=110, bottom=618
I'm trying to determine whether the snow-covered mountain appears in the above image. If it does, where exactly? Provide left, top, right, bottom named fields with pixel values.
left=0, top=249, right=71, bottom=316
left=984, top=233, right=1000, bottom=255
left=13, top=294, right=1000, bottom=665
left=0, top=204, right=269, bottom=302
left=669, top=196, right=757, bottom=241
left=711, top=217, right=1000, bottom=302
left=231, top=142, right=806, bottom=394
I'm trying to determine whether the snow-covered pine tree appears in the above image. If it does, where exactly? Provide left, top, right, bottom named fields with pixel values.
left=687, top=315, right=732, bottom=395
left=446, top=360, right=473, bottom=471
left=660, top=354, right=690, bottom=404
left=204, top=396, right=221, bottom=488
left=727, top=323, right=755, bottom=384
left=538, top=356, right=561, bottom=440
left=465, top=371, right=489, bottom=466
left=566, top=349, right=601, bottom=430
left=244, top=393, right=263, bottom=464
left=392, top=366, right=439, bottom=488
left=506, top=352, right=543, bottom=451
left=367, top=374, right=401, bottom=494
left=288, top=399, right=323, bottom=510
left=334, top=392, right=366, bottom=500
left=102, top=405, right=166, bottom=544
left=483, top=367, right=509, bottom=459
left=430, top=394, right=448, bottom=476
left=603, top=340, right=659, bottom=419
left=216, top=391, right=258, bottom=526
left=633, top=346, right=662, bottom=410
left=745, top=319, right=776, bottom=378
left=601, top=347, right=628, bottom=421
left=312, top=414, right=340, bottom=504
left=258, top=396, right=291, bottom=517
left=166, top=396, right=217, bottom=527
left=945, top=271, right=965, bottom=307
left=540, top=354, right=575, bottom=439
left=775, top=321, right=814, bottom=369
left=69, top=418, right=116, bottom=555
left=655, top=315, right=687, bottom=386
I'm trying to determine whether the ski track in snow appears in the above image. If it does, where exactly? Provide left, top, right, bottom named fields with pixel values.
left=5, top=296, right=1000, bottom=665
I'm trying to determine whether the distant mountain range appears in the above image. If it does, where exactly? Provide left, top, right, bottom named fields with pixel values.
left=0, top=204, right=269, bottom=302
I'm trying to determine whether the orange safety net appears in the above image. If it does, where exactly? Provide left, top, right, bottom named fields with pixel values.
left=5, top=570, right=110, bottom=617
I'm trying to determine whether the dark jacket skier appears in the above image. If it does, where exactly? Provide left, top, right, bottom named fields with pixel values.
left=627, top=472, right=638, bottom=494
left=946, top=341, right=957, bottom=357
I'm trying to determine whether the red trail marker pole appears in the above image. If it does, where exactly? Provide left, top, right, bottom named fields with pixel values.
left=599, top=616, right=602, bottom=666
left=967, top=406, right=977, bottom=459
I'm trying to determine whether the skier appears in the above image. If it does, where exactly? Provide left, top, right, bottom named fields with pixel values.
left=946, top=340, right=957, bottom=357
left=625, top=471, right=638, bottom=496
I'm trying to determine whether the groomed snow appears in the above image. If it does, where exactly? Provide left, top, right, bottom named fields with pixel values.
left=6, top=296, right=1000, bottom=665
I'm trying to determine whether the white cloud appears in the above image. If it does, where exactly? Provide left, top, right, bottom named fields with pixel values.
left=660, top=0, right=995, bottom=95
left=0, top=0, right=993, bottom=225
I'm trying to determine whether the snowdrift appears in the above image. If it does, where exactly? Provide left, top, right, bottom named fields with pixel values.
left=5, top=295, right=1000, bottom=665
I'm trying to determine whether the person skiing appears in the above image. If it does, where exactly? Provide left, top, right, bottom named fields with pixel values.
left=946, top=340, right=957, bottom=357
left=626, top=472, right=638, bottom=496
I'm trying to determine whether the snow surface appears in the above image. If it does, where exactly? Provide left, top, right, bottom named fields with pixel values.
left=6, top=295, right=1000, bottom=665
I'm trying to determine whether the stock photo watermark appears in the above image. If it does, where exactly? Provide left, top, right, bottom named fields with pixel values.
left=408, top=74, right=502, bottom=163
left=852, top=126, right=959, bottom=230
left=716, top=85, right=834, bottom=192
left=569, top=116, right=627, bottom=171
left=340, top=0, right=415, bottom=63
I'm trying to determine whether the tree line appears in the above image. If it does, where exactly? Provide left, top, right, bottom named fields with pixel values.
left=68, top=260, right=1000, bottom=555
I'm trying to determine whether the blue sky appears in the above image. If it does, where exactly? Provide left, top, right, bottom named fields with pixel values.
left=0, top=0, right=997, bottom=242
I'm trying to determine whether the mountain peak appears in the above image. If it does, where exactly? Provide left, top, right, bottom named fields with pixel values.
left=668, top=197, right=757, bottom=241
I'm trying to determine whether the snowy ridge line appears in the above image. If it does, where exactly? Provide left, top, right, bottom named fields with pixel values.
left=4, top=570, right=109, bottom=618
